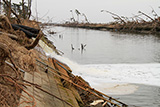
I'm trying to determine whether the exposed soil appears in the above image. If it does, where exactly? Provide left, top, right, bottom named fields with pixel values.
left=0, top=16, right=39, bottom=106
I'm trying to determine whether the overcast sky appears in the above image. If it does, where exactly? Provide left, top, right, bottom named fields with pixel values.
left=14, top=0, right=160, bottom=23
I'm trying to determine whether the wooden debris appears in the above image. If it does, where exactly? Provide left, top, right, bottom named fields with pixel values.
left=25, top=30, right=43, bottom=50
left=36, top=58, right=128, bottom=107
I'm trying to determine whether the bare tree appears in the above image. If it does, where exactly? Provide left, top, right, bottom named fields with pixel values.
left=101, top=10, right=126, bottom=24
left=21, top=0, right=25, bottom=18
left=81, top=13, right=89, bottom=23
left=138, top=11, right=154, bottom=21
left=70, top=10, right=75, bottom=22
left=27, top=0, right=32, bottom=19
left=2, top=0, right=32, bottom=21
left=132, top=14, right=146, bottom=23
left=3, top=0, right=21, bottom=23
left=6, top=0, right=11, bottom=19
left=75, top=9, right=81, bottom=22
left=150, top=7, right=159, bottom=19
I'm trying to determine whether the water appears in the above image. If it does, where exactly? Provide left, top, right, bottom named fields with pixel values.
left=45, top=26, right=160, bottom=107
left=47, top=26, right=160, bottom=64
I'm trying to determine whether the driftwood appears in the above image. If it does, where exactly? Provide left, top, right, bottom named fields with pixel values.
left=25, top=30, right=43, bottom=50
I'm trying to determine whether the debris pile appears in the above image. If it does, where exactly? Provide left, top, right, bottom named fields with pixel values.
left=53, top=9, right=160, bottom=35
left=39, top=58, right=128, bottom=107
left=0, top=14, right=40, bottom=106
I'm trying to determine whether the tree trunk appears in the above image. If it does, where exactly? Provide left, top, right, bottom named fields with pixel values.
left=27, top=0, right=32, bottom=19
left=22, top=0, right=25, bottom=19
left=7, top=0, right=11, bottom=20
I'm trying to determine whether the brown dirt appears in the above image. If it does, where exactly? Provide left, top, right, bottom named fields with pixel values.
left=0, top=17, right=40, bottom=106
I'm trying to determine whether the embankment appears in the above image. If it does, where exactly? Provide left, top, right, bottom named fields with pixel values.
left=0, top=15, right=127, bottom=107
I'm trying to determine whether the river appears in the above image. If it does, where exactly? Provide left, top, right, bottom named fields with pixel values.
left=45, top=26, right=160, bottom=107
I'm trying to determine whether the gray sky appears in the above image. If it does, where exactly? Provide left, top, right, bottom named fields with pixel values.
left=14, top=0, right=160, bottom=23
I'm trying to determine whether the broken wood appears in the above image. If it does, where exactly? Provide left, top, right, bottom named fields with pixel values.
left=138, top=11, right=154, bottom=21
left=101, top=10, right=126, bottom=23
left=25, top=30, right=43, bottom=50
left=36, top=59, right=127, bottom=107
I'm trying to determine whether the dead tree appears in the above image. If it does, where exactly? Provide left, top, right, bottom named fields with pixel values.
left=150, top=7, right=159, bottom=19
left=132, top=14, right=146, bottom=23
left=101, top=10, right=126, bottom=24
left=27, top=0, right=32, bottom=19
left=2, top=0, right=21, bottom=23
left=2, top=0, right=11, bottom=19
left=81, top=13, right=89, bottom=23
left=70, top=10, right=76, bottom=22
left=75, top=9, right=81, bottom=22
left=21, top=0, right=25, bottom=19
left=138, top=11, right=154, bottom=22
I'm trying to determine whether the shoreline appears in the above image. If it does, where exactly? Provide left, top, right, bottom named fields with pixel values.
left=43, top=22, right=160, bottom=36
left=1, top=15, right=128, bottom=106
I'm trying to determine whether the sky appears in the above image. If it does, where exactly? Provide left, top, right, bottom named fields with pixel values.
left=13, top=0, right=160, bottom=23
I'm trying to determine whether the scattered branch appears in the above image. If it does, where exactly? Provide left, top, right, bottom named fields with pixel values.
left=138, top=11, right=154, bottom=21
left=101, top=10, right=126, bottom=24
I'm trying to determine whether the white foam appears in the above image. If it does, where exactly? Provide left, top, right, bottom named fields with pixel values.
left=72, top=63, right=160, bottom=87
left=71, top=63, right=160, bottom=95
left=93, top=83, right=139, bottom=95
